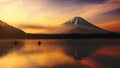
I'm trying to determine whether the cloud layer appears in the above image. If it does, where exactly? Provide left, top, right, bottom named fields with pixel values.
left=0, top=0, right=119, bottom=33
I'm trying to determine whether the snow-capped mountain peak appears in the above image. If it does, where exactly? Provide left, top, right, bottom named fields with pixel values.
left=63, top=17, right=93, bottom=27
left=62, top=16, right=109, bottom=34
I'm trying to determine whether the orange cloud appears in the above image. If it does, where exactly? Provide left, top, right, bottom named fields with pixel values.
left=97, top=20, right=120, bottom=32
left=0, top=0, right=119, bottom=33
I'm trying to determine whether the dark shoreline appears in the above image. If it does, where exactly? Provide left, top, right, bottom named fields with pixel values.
left=0, top=33, right=120, bottom=39
left=25, top=33, right=120, bottom=39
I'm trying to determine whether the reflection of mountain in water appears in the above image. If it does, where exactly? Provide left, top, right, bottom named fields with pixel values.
left=59, top=39, right=120, bottom=60
left=0, top=40, right=25, bottom=56
left=0, top=39, right=120, bottom=68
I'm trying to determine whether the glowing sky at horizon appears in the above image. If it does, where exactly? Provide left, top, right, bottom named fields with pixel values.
left=0, top=0, right=120, bottom=33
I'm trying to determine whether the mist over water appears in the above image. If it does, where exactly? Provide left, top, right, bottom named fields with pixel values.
left=0, top=39, right=120, bottom=68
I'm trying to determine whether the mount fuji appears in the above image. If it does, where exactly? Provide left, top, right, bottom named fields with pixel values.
left=63, top=17, right=109, bottom=34
left=0, top=20, right=25, bottom=38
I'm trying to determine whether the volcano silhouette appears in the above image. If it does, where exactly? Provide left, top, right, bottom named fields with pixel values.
left=63, top=17, right=109, bottom=34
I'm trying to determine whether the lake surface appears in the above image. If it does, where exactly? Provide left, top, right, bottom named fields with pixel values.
left=0, top=39, right=120, bottom=68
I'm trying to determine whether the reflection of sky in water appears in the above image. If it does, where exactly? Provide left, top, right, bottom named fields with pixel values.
left=0, top=39, right=120, bottom=68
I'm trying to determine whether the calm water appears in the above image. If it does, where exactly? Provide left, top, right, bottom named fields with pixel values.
left=0, top=39, right=120, bottom=68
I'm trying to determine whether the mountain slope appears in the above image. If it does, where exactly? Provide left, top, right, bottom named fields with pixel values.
left=98, top=21, right=120, bottom=33
left=0, top=20, right=26, bottom=38
left=63, top=17, right=109, bottom=34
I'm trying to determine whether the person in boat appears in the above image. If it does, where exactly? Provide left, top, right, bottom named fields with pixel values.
left=38, top=41, right=41, bottom=46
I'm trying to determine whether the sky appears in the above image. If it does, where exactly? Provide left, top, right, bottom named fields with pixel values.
left=0, top=0, right=120, bottom=33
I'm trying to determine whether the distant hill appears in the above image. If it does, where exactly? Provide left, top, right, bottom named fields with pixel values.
left=63, top=17, right=109, bottom=34
left=0, top=20, right=26, bottom=38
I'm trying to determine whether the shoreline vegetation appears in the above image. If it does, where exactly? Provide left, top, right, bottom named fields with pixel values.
left=0, top=32, right=120, bottom=39
left=26, top=33, right=120, bottom=39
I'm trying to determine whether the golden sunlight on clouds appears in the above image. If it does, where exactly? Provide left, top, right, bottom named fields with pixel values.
left=22, top=29, right=44, bottom=33
left=0, top=0, right=11, bottom=2
left=0, top=0, right=119, bottom=25
left=97, top=20, right=120, bottom=32
left=0, top=0, right=119, bottom=33
left=80, top=0, right=120, bottom=18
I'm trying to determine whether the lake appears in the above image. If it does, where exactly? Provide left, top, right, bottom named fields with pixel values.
left=0, top=39, right=120, bottom=68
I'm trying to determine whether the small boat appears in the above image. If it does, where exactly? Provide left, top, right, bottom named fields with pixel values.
left=14, top=41, right=18, bottom=45
left=38, top=41, right=41, bottom=46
